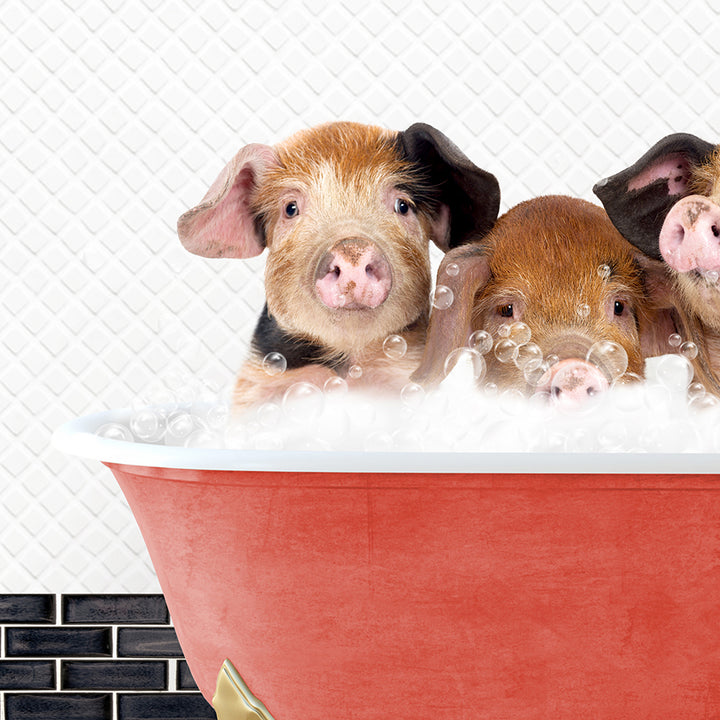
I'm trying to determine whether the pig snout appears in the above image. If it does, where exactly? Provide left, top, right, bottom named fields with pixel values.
left=659, top=195, right=720, bottom=275
left=546, top=359, right=610, bottom=407
left=315, top=239, right=392, bottom=310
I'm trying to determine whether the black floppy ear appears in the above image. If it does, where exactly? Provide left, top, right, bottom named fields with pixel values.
left=399, top=123, right=500, bottom=250
left=593, top=133, right=716, bottom=260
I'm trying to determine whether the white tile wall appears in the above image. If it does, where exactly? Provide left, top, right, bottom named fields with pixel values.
left=2, top=0, right=720, bottom=592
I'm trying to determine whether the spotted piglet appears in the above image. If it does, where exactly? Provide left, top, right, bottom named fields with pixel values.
left=178, top=122, right=500, bottom=410
left=593, top=134, right=720, bottom=391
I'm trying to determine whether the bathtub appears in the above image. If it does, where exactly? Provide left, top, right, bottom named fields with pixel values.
left=54, top=408, right=720, bottom=719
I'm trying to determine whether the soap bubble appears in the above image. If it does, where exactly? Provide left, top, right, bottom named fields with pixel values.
left=444, top=262, right=460, bottom=277
left=262, top=352, right=287, bottom=376
left=652, top=354, right=694, bottom=392
left=704, top=270, right=719, bottom=284
left=668, top=333, right=682, bottom=347
left=282, top=382, right=324, bottom=423
left=468, top=329, right=492, bottom=355
left=348, top=364, right=363, bottom=379
left=165, top=411, right=194, bottom=440
left=142, top=380, right=176, bottom=416
left=400, top=382, right=425, bottom=408
left=680, top=341, right=698, bottom=360
left=96, top=423, right=133, bottom=442
left=383, top=334, right=407, bottom=360
left=688, top=382, right=706, bottom=400
left=431, top=285, right=454, bottom=310
left=497, top=323, right=511, bottom=338
left=203, top=404, right=228, bottom=431
left=498, top=388, right=526, bottom=416
left=545, top=354, right=560, bottom=368
left=494, top=338, right=518, bottom=364
left=576, top=303, right=590, bottom=318
left=689, top=393, right=720, bottom=411
left=443, top=347, right=486, bottom=381
left=524, top=360, right=551, bottom=387
left=586, top=340, right=628, bottom=380
left=184, top=429, right=218, bottom=448
left=256, top=402, right=282, bottom=428
left=514, top=342, right=543, bottom=371
left=597, top=264, right=611, bottom=279
left=508, top=322, right=531, bottom=345
left=324, top=376, right=349, bottom=395
left=130, top=408, right=162, bottom=441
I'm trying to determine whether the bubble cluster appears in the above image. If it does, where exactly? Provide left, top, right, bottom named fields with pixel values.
left=94, top=343, right=720, bottom=455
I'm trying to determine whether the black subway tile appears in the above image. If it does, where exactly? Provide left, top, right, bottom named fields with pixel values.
left=5, top=692, right=112, bottom=720
left=117, top=626, right=183, bottom=657
left=62, top=594, right=169, bottom=625
left=62, top=660, right=168, bottom=691
left=0, top=660, right=55, bottom=690
left=6, top=627, right=112, bottom=657
left=177, top=661, right=199, bottom=691
left=0, top=594, right=55, bottom=624
left=118, top=693, right=215, bottom=719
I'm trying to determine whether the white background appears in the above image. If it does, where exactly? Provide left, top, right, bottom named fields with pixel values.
left=2, top=0, right=720, bottom=592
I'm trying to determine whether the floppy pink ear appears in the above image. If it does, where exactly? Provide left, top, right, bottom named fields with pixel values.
left=177, top=143, right=279, bottom=259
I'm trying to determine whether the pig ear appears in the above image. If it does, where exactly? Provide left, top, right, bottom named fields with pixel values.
left=635, top=252, right=720, bottom=393
left=593, top=133, right=715, bottom=261
left=399, top=124, right=500, bottom=251
left=177, top=143, right=280, bottom=259
left=411, top=245, right=491, bottom=387
left=633, top=253, right=682, bottom=357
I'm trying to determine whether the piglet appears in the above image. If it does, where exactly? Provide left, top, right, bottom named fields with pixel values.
left=593, top=134, right=720, bottom=391
left=412, top=195, right=685, bottom=407
left=178, top=122, right=500, bottom=410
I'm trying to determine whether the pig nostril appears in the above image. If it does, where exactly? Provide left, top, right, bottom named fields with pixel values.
left=713, top=225, right=720, bottom=238
left=332, top=266, right=341, bottom=278
left=552, top=386, right=562, bottom=399
left=587, top=387, right=597, bottom=397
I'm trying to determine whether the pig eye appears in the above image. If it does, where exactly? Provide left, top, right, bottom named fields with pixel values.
left=614, top=300, right=625, bottom=316
left=499, top=304, right=514, bottom=318
left=394, top=198, right=411, bottom=215
left=284, top=201, right=299, bottom=218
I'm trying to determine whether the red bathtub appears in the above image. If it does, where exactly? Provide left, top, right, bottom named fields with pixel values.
left=55, top=409, right=720, bottom=719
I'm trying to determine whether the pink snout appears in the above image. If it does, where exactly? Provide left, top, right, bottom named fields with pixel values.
left=659, top=195, right=720, bottom=274
left=547, top=359, right=610, bottom=408
left=315, top=239, right=392, bottom=310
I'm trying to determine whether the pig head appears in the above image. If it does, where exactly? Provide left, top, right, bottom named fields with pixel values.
left=413, top=196, right=684, bottom=407
left=593, top=134, right=720, bottom=332
left=178, top=121, right=500, bottom=409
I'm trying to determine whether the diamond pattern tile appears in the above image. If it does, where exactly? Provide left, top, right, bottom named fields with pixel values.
left=2, top=0, right=720, bottom=592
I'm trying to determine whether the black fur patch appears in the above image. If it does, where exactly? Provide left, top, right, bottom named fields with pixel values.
left=250, top=305, right=339, bottom=371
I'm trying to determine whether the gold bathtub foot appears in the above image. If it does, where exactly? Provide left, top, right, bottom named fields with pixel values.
left=213, top=659, right=275, bottom=720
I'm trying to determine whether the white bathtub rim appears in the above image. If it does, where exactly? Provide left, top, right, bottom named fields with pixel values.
left=52, top=408, right=720, bottom=475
